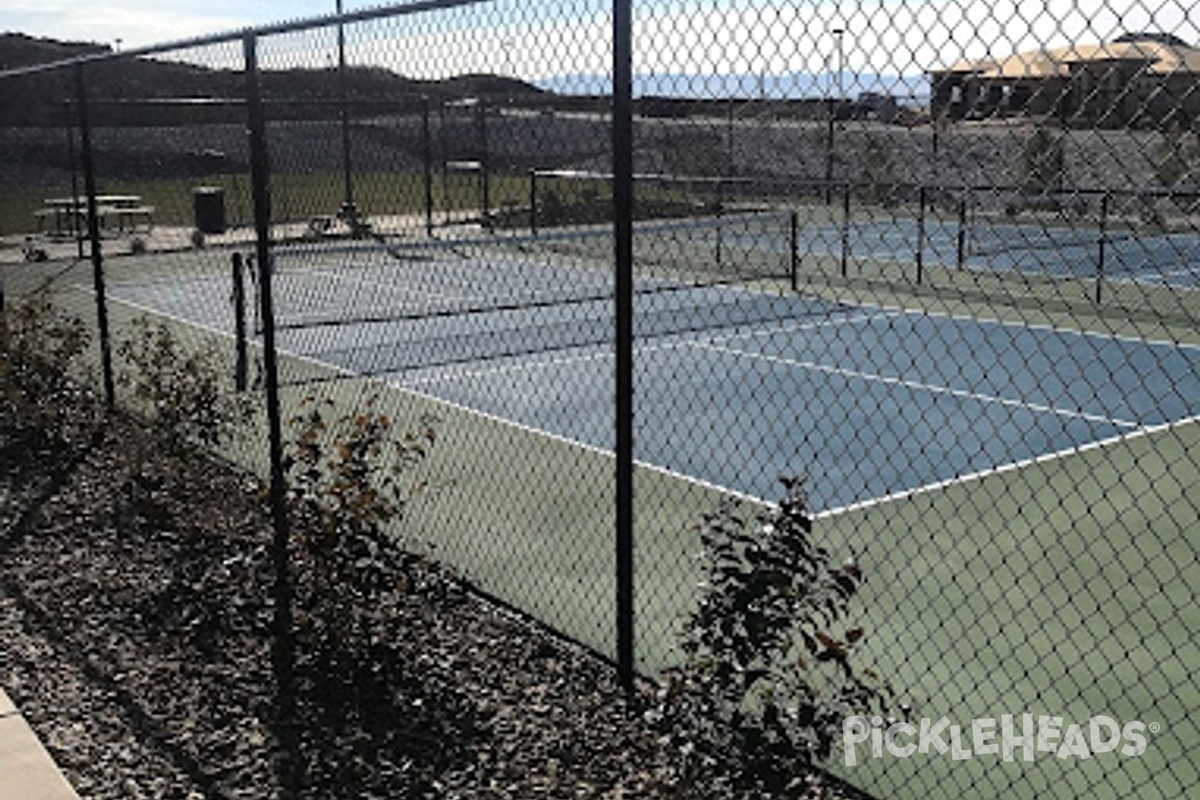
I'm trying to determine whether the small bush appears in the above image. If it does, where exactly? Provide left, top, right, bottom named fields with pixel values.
left=860, top=134, right=895, bottom=206
left=651, top=478, right=894, bottom=793
left=285, top=396, right=437, bottom=659
left=1017, top=127, right=1066, bottom=195
left=0, top=292, right=94, bottom=443
left=116, top=317, right=253, bottom=455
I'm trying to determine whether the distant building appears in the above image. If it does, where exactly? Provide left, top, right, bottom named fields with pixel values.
left=928, top=33, right=1200, bottom=128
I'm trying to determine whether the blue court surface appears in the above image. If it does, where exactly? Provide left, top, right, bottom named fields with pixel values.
left=378, top=302, right=1200, bottom=511
left=107, top=244, right=1200, bottom=514
left=788, top=218, right=1200, bottom=289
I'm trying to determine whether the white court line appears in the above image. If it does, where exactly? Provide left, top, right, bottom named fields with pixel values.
left=1135, top=267, right=1199, bottom=283
left=85, top=283, right=771, bottom=508
left=843, top=296, right=1200, bottom=352
left=815, top=414, right=1200, bottom=520
left=89, top=283, right=1196, bottom=521
left=691, top=339, right=1140, bottom=429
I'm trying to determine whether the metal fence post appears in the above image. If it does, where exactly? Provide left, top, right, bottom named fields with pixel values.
left=956, top=193, right=968, bottom=269
left=1096, top=191, right=1109, bottom=304
left=916, top=184, right=926, bottom=285
left=529, top=169, right=538, bottom=235
left=478, top=100, right=491, bottom=230
left=423, top=97, right=434, bottom=237
left=243, top=32, right=297, bottom=797
left=336, top=0, right=356, bottom=221
left=231, top=253, right=248, bottom=392
left=73, top=63, right=115, bottom=408
left=790, top=208, right=799, bottom=291
left=63, top=101, right=84, bottom=260
left=612, top=0, right=636, bottom=696
left=841, top=182, right=851, bottom=278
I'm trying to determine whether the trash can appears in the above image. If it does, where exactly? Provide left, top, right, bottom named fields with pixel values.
left=193, top=186, right=226, bottom=234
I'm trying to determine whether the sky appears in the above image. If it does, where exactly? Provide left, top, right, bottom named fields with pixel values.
left=3, top=1, right=1198, bottom=85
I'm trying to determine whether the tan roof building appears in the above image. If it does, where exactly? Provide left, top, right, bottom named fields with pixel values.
left=928, top=33, right=1200, bottom=127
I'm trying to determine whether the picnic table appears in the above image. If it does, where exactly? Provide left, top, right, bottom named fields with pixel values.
left=36, top=195, right=155, bottom=236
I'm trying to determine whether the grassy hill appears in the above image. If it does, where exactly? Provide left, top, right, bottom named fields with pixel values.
left=0, top=32, right=545, bottom=126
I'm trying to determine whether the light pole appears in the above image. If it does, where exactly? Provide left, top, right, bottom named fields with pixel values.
left=500, top=38, right=514, bottom=106
left=825, top=28, right=845, bottom=204
left=337, top=0, right=357, bottom=224
left=834, top=28, right=845, bottom=107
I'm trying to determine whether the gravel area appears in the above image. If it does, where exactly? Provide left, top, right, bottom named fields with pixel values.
left=0, top=409, right=869, bottom=799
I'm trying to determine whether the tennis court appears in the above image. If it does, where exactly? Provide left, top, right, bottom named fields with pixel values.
left=791, top=214, right=1200, bottom=289
left=94, top=209, right=1200, bottom=800
left=104, top=215, right=1200, bottom=513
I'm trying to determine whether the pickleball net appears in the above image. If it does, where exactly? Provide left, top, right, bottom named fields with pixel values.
left=260, top=210, right=861, bottom=380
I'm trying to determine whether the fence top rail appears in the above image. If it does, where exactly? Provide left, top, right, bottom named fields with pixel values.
left=55, top=96, right=435, bottom=108
left=0, top=0, right=495, bottom=81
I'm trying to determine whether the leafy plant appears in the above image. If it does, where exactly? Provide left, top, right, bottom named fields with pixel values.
left=1017, top=126, right=1066, bottom=195
left=284, top=396, right=437, bottom=657
left=652, top=478, right=893, bottom=793
left=116, top=316, right=253, bottom=454
left=860, top=134, right=895, bottom=206
left=1152, top=125, right=1199, bottom=187
left=0, top=291, right=94, bottom=443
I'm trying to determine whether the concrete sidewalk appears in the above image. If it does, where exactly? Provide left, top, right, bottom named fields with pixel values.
left=0, top=689, right=80, bottom=800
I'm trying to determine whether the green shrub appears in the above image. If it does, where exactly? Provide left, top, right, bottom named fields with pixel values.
left=116, top=316, right=253, bottom=454
left=0, top=292, right=94, bottom=443
left=1017, top=127, right=1066, bottom=195
left=1152, top=126, right=1199, bottom=187
left=652, top=478, right=894, bottom=793
left=284, top=396, right=437, bottom=657
left=860, top=134, right=895, bottom=206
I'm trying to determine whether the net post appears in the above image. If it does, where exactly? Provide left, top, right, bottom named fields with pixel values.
left=613, top=0, right=636, bottom=698
left=956, top=192, right=968, bottom=270
left=243, top=31, right=297, bottom=798
left=715, top=179, right=724, bottom=271
left=1095, top=191, right=1109, bottom=304
left=916, top=184, right=926, bottom=285
left=74, top=62, right=114, bottom=409
left=841, top=181, right=851, bottom=278
left=790, top=208, right=799, bottom=291
left=529, top=169, right=538, bottom=235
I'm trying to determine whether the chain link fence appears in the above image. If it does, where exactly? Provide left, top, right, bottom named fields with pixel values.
left=2, top=1, right=1197, bottom=798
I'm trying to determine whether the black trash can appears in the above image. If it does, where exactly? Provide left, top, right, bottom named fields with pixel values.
left=193, top=186, right=226, bottom=234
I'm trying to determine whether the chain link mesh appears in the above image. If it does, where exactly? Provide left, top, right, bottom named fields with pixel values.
left=1, top=1, right=1196, bottom=798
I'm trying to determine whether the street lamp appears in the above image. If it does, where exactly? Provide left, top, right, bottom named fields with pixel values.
left=833, top=28, right=845, bottom=104
left=825, top=28, right=845, bottom=204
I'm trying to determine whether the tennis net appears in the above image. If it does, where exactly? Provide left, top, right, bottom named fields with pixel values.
left=268, top=210, right=795, bottom=331
left=967, top=220, right=1108, bottom=260
left=275, top=283, right=855, bottom=379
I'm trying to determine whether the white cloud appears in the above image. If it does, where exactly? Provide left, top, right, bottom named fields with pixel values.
left=4, top=4, right=248, bottom=50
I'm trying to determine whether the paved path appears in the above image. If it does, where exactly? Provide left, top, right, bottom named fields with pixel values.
left=0, top=689, right=80, bottom=800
